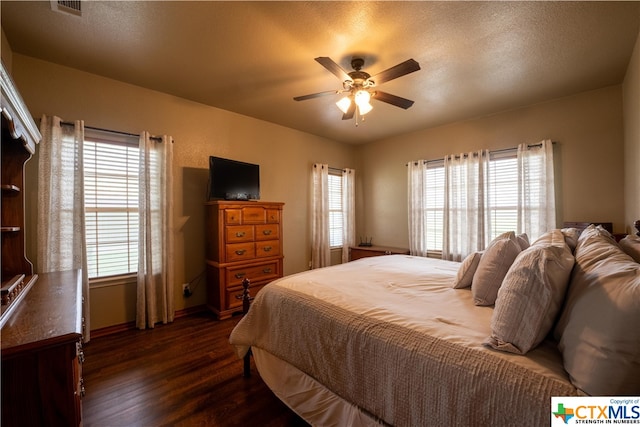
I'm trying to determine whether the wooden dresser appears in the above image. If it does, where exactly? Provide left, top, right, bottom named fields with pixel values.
left=349, top=245, right=410, bottom=261
left=205, top=201, right=284, bottom=319
left=2, top=269, right=84, bottom=427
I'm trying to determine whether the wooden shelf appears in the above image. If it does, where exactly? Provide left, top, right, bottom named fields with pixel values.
left=1, top=61, right=40, bottom=325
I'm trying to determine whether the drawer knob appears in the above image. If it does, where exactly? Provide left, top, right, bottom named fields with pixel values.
left=76, top=341, right=85, bottom=363
left=263, top=268, right=272, bottom=273
left=263, top=246, right=272, bottom=252
left=235, top=272, right=246, bottom=279
left=236, top=231, right=245, bottom=237
left=262, top=229, right=272, bottom=235
left=235, top=249, right=246, bottom=255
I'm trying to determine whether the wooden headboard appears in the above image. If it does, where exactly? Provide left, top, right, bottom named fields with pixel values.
left=562, top=221, right=640, bottom=240
left=563, top=222, right=613, bottom=233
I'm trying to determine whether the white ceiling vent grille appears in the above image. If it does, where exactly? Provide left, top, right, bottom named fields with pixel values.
left=50, top=0, right=82, bottom=17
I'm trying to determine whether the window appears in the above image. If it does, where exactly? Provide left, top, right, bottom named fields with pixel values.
left=83, top=130, right=139, bottom=279
left=328, top=172, right=343, bottom=248
left=487, top=153, right=518, bottom=240
left=424, top=162, right=445, bottom=252
left=424, top=151, right=520, bottom=252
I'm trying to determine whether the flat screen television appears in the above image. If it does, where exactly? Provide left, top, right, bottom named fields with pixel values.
left=208, top=156, right=260, bottom=201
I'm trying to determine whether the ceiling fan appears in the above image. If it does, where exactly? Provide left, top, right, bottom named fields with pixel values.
left=294, top=56, right=421, bottom=123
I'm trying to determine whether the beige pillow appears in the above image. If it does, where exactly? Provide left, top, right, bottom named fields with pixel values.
left=554, top=225, right=640, bottom=395
left=452, top=251, right=482, bottom=289
left=472, top=231, right=521, bottom=306
left=516, top=233, right=530, bottom=250
left=486, top=230, right=574, bottom=354
left=619, top=234, right=640, bottom=263
left=532, top=230, right=554, bottom=246
left=561, top=228, right=580, bottom=252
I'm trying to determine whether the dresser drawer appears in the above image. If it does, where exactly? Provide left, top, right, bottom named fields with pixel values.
left=256, top=240, right=280, bottom=258
left=266, top=209, right=280, bottom=223
left=225, top=209, right=242, bottom=225
left=255, top=224, right=279, bottom=241
left=226, top=260, right=281, bottom=287
left=226, top=242, right=255, bottom=262
left=225, top=283, right=266, bottom=310
left=242, top=206, right=266, bottom=224
left=225, top=225, right=254, bottom=243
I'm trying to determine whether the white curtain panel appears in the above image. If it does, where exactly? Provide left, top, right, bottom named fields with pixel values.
left=517, top=139, right=556, bottom=240
left=137, top=132, right=175, bottom=329
left=443, top=150, right=489, bottom=261
left=341, top=168, right=356, bottom=263
left=311, top=163, right=330, bottom=268
left=407, top=161, right=428, bottom=257
left=37, top=115, right=91, bottom=341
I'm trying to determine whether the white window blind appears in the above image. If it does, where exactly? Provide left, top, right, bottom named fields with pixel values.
left=422, top=151, right=520, bottom=251
left=487, top=153, right=518, bottom=241
left=425, top=162, right=445, bottom=252
left=328, top=172, right=343, bottom=248
left=83, top=130, right=139, bottom=279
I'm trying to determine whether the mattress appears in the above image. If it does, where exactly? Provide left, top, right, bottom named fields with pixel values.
left=230, top=255, right=579, bottom=426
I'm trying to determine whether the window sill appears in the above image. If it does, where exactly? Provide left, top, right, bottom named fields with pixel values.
left=89, top=273, right=137, bottom=289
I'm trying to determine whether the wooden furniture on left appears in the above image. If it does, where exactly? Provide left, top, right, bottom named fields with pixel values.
left=1, top=61, right=41, bottom=326
left=2, top=269, right=85, bottom=427
left=205, top=200, right=284, bottom=319
left=349, top=245, right=410, bottom=261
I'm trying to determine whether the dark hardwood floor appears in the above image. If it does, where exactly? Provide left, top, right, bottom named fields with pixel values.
left=82, top=311, right=309, bottom=427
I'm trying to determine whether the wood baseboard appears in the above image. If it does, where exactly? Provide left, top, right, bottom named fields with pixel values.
left=89, top=304, right=208, bottom=339
left=175, top=304, right=207, bottom=318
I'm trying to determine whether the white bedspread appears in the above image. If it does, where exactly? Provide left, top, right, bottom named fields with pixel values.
left=230, top=255, right=579, bottom=426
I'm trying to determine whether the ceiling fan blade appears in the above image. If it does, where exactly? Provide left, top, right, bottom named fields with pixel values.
left=370, top=59, right=420, bottom=85
left=315, top=57, right=351, bottom=82
left=373, top=91, right=415, bottom=109
left=293, top=90, right=339, bottom=101
left=342, top=101, right=356, bottom=120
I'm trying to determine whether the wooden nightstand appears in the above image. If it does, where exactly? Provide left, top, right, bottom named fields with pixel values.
left=349, top=246, right=410, bottom=261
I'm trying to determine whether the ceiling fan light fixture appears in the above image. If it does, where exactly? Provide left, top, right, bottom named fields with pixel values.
left=354, top=90, right=372, bottom=115
left=336, top=96, right=352, bottom=114
left=354, top=89, right=370, bottom=105
left=295, top=56, right=420, bottom=123
left=358, top=101, right=373, bottom=115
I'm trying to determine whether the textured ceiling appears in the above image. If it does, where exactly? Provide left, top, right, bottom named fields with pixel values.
left=2, top=1, right=639, bottom=144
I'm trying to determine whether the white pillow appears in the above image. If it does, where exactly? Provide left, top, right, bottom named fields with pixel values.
left=561, top=228, right=580, bottom=252
left=486, top=230, right=574, bottom=354
left=619, top=234, right=640, bottom=263
left=554, top=225, right=640, bottom=395
left=472, top=231, right=521, bottom=306
left=452, top=252, right=482, bottom=289
left=516, top=233, right=530, bottom=250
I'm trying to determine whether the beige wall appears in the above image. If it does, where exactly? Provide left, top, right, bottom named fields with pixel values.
left=1, top=28, right=13, bottom=70
left=356, top=85, right=626, bottom=248
left=13, top=54, right=357, bottom=330
left=623, top=30, right=640, bottom=234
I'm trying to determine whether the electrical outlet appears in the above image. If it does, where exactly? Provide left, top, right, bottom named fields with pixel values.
left=182, top=283, right=192, bottom=297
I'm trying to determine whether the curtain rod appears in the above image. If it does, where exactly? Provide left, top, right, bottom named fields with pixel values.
left=60, top=121, right=164, bottom=142
left=314, top=164, right=351, bottom=173
left=407, top=141, right=554, bottom=166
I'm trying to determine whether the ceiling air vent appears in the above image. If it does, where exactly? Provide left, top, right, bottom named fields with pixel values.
left=50, top=0, right=82, bottom=17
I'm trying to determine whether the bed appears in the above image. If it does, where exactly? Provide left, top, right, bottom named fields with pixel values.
left=229, top=224, right=640, bottom=426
